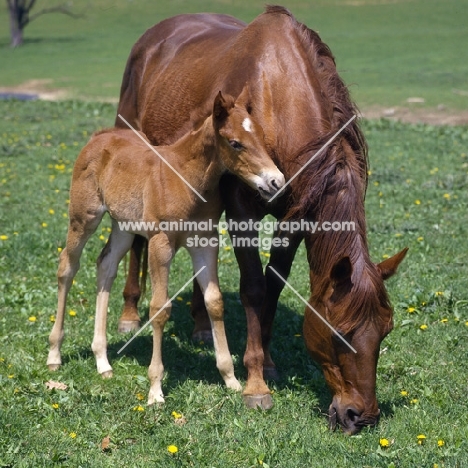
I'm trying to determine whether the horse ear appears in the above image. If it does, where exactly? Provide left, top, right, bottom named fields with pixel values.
left=213, top=91, right=234, bottom=123
left=377, top=247, right=408, bottom=280
left=236, top=84, right=252, bottom=112
left=330, top=256, right=352, bottom=285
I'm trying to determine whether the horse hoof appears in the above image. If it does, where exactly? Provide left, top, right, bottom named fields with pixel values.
left=101, top=370, right=113, bottom=379
left=192, top=329, right=213, bottom=344
left=263, top=366, right=280, bottom=381
left=48, top=364, right=60, bottom=371
left=118, top=320, right=141, bottom=333
left=243, top=393, right=274, bottom=410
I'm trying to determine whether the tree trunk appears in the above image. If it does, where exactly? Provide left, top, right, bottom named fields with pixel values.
left=9, top=4, right=24, bottom=47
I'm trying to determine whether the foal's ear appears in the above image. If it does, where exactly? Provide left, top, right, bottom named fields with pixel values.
left=330, top=256, right=353, bottom=285
left=236, top=84, right=252, bottom=113
left=213, top=91, right=234, bottom=123
left=377, top=247, right=408, bottom=280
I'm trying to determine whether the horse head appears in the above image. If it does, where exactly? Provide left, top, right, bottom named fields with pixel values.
left=212, top=89, right=285, bottom=199
left=303, top=247, right=408, bottom=434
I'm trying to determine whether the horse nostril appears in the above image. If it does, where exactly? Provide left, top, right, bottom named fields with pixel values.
left=346, top=407, right=362, bottom=423
left=270, top=179, right=279, bottom=190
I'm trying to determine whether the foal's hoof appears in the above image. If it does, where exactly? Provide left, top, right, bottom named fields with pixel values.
left=118, top=320, right=141, bottom=333
left=48, top=364, right=60, bottom=371
left=243, top=393, right=274, bottom=410
left=263, top=366, right=280, bottom=381
left=101, top=370, right=113, bottom=379
left=191, top=329, right=213, bottom=345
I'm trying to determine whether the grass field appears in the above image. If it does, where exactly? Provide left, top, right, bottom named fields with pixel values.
left=1, top=99, right=467, bottom=467
left=1, top=0, right=468, bottom=109
left=1, top=0, right=468, bottom=466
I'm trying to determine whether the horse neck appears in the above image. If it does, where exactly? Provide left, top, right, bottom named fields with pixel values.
left=166, top=117, right=224, bottom=189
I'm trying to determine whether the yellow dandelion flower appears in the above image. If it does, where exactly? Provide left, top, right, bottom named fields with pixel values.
left=440, top=318, right=448, bottom=323
left=49, top=209, right=55, bottom=215
left=50, top=315, right=56, bottom=322
left=417, top=236, right=424, bottom=242
left=136, top=393, right=144, bottom=401
left=7, top=374, right=14, bottom=379
left=443, top=193, right=450, bottom=200
left=172, top=411, right=183, bottom=419
left=62, top=213, right=68, bottom=218
left=167, top=445, right=178, bottom=454
left=69, top=432, right=77, bottom=439
left=69, top=310, right=77, bottom=317
left=28, top=316, right=37, bottom=322
left=420, top=324, right=428, bottom=330
left=410, top=398, right=419, bottom=404
left=57, top=247, right=62, bottom=253
left=382, top=254, right=389, bottom=259
left=223, top=246, right=231, bottom=251
left=407, top=307, right=415, bottom=313
left=42, top=222, right=48, bottom=228
left=379, top=438, right=390, bottom=448
left=186, top=301, right=191, bottom=306
left=220, top=229, right=227, bottom=235
left=0, top=235, right=8, bottom=241
left=437, top=439, right=445, bottom=447
left=52, top=403, right=59, bottom=409
left=373, top=181, right=379, bottom=186
left=465, top=321, right=468, bottom=326
left=99, top=235, right=105, bottom=241
left=429, top=167, right=438, bottom=175
left=395, top=233, right=402, bottom=237
left=435, top=291, right=444, bottom=297
left=261, top=252, right=271, bottom=258
left=417, top=434, right=426, bottom=445
left=176, top=296, right=183, bottom=302
left=414, top=200, right=421, bottom=205
left=133, top=405, right=145, bottom=412
left=400, top=390, right=408, bottom=396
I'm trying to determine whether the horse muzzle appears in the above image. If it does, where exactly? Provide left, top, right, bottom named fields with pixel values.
left=254, top=169, right=285, bottom=199
left=328, top=404, right=381, bottom=435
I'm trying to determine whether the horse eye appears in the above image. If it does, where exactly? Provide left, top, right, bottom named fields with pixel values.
left=229, top=140, right=243, bottom=150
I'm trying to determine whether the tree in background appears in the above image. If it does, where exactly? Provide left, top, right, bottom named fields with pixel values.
left=7, top=0, right=82, bottom=47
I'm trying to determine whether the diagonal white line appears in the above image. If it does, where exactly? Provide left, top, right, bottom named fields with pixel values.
left=268, top=114, right=356, bottom=203
left=268, top=266, right=357, bottom=354
left=117, top=266, right=206, bottom=354
left=117, top=114, right=207, bottom=202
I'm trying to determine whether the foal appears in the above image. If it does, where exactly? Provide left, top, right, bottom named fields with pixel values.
left=47, top=91, right=285, bottom=404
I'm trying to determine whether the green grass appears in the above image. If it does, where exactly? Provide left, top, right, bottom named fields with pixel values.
left=1, top=99, right=468, bottom=466
left=1, top=0, right=468, bottom=109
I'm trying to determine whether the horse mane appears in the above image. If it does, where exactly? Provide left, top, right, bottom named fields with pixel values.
left=263, top=7, right=389, bottom=332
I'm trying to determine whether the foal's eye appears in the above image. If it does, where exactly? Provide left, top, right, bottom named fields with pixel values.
left=229, top=140, right=243, bottom=150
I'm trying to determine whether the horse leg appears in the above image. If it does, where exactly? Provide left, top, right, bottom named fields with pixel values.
left=262, top=233, right=303, bottom=380
left=146, top=234, right=174, bottom=405
left=190, top=279, right=213, bottom=343
left=188, top=240, right=242, bottom=392
left=92, top=223, right=135, bottom=378
left=48, top=201, right=104, bottom=370
left=118, top=235, right=145, bottom=333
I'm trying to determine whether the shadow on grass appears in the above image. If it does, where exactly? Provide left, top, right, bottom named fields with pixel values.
left=64, top=290, right=403, bottom=424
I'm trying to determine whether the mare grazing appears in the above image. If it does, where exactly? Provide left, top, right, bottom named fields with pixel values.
left=47, top=92, right=285, bottom=404
left=115, top=6, right=407, bottom=433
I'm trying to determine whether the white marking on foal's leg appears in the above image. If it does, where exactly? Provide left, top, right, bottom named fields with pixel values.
left=242, top=117, right=253, bottom=133
left=92, top=227, right=134, bottom=377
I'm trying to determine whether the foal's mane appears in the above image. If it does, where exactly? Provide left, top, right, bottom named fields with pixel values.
left=264, top=7, right=390, bottom=332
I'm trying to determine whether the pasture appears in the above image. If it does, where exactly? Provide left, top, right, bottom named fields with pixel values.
left=1, top=0, right=468, bottom=467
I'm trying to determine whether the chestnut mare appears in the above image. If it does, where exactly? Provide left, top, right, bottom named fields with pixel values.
left=47, top=92, right=285, bottom=404
left=115, top=6, right=407, bottom=433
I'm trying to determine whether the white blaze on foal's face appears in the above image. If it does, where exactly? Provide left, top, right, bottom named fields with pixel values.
left=242, top=117, right=253, bottom=133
